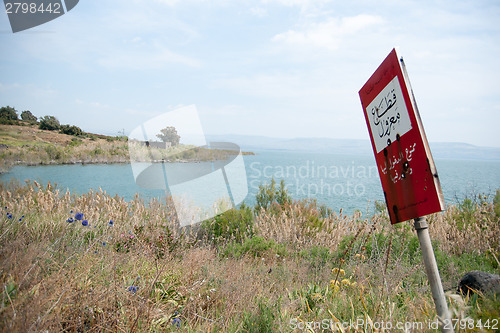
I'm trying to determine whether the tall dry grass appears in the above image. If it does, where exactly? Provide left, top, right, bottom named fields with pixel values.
left=0, top=181, right=499, bottom=332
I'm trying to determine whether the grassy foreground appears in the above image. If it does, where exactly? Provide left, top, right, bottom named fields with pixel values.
left=0, top=180, right=499, bottom=332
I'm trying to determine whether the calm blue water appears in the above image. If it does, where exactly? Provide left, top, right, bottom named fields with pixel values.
left=1, top=150, right=499, bottom=215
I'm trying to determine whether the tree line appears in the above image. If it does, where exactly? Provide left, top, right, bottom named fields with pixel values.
left=0, top=105, right=83, bottom=136
left=1, top=105, right=180, bottom=145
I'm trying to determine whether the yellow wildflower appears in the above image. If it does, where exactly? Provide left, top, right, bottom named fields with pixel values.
left=311, top=293, right=323, bottom=301
left=355, top=253, right=366, bottom=260
left=329, top=279, right=340, bottom=289
left=330, top=283, right=340, bottom=293
left=341, top=279, right=351, bottom=287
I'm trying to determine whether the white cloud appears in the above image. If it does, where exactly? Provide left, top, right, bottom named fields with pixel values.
left=98, top=43, right=201, bottom=70
left=0, top=82, right=59, bottom=100
left=261, top=0, right=331, bottom=9
left=273, top=14, right=384, bottom=50
left=250, top=7, right=268, bottom=17
left=6, top=0, right=202, bottom=71
left=153, top=0, right=181, bottom=6
left=212, top=73, right=304, bottom=98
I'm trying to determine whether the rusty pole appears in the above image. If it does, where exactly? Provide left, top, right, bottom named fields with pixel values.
left=414, top=216, right=453, bottom=333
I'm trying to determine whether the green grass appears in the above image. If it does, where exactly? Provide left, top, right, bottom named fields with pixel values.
left=223, top=236, right=288, bottom=258
left=0, top=130, right=44, bottom=146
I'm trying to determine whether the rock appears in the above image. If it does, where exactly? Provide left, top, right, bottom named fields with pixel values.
left=457, top=271, right=500, bottom=296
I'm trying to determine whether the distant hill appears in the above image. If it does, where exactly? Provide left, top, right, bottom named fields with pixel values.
left=206, top=134, right=500, bottom=161
left=426, top=142, right=500, bottom=161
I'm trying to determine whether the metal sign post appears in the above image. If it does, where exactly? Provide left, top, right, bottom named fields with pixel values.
left=414, top=216, right=452, bottom=331
left=359, top=48, right=453, bottom=332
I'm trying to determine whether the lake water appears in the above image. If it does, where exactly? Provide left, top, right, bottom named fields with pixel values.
left=1, top=150, right=499, bottom=215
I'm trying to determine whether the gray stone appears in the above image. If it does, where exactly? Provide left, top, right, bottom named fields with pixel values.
left=457, top=271, right=500, bottom=296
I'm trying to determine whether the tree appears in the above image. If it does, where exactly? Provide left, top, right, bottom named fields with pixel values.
left=255, top=178, right=291, bottom=211
left=39, top=115, right=61, bottom=131
left=156, top=126, right=180, bottom=146
left=60, top=124, right=83, bottom=136
left=0, top=106, right=18, bottom=120
left=21, top=110, right=37, bottom=123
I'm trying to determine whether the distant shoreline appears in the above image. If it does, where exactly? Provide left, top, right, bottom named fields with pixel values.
left=0, top=147, right=255, bottom=174
left=0, top=123, right=254, bottom=173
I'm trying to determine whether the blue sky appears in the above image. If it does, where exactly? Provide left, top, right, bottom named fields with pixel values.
left=1, top=0, right=499, bottom=147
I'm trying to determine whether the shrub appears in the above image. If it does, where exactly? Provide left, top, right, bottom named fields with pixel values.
left=255, top=178, right=291, bottom=212
left=39, top=115, right=60, bottom=131
left=20, top=110, right=37, bottom=123
left=44, top=145, right=63, bottom=160
left=60, top=124, right=83, bottom=136
left=68, top=138, right=83, bottom=147
left=199, top=203, right=254, bottom=245
left=223, top=236, right=286, bottom=258
left=0, top=106, right=18, bottom=120
left=494, top=189, right=500, bottom=217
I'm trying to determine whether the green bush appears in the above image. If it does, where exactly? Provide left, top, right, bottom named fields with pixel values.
left=435, top=250, right=498, bottom=277
left=20, top=110, right=37, bottom=123
left=68, top=138, right=83, bottom=147
left=0, top=106, right=18, bottom=121
left=199, top=203, right=254, bottom=245
left=39, top=115, right=60, bottom=131
left=294, top=199, right=335, bottom=233
left=255, top=178, right=291, bottom=213
left=453, top=197, right=478, bottom=230
left=44, top=145, right=63, bottom=160
left=0, top=118, right=18, bottom=125
left=60, top=124, right=83, bottom=136
left=92, top=148, right=103, bottom=156
left=223, top=236, right=287, bottom=258
left=494, top=189, right=500, bottom=218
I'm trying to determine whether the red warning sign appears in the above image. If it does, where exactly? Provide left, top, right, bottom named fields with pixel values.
left=359, top=48, right=445, bottom=224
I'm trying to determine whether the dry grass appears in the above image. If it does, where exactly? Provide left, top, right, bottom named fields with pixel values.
left=0, top=124, right=76, bottom=146
left=0, top=181, right=499, bottom=332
